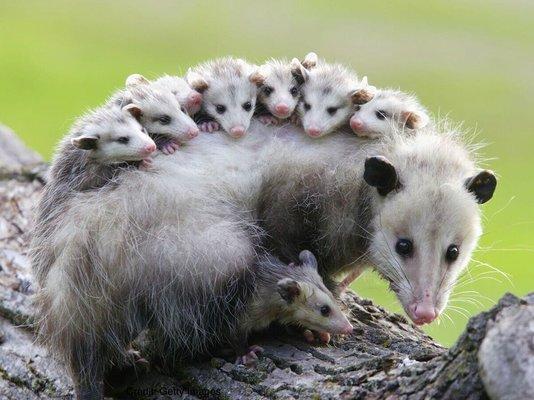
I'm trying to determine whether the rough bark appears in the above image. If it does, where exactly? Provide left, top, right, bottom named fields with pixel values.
left=0, top=124, right=531, bottom=399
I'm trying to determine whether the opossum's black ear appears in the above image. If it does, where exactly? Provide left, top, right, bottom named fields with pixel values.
left=301, top=52, right=318, bottom=70
left=290, top=58, right=308, bottom=85
left=277, top=278, right=301, bottom=303
left=71, top=135, right=98, bottom=150
left=123, top=103, right=143, bottom=122
left=249, top=71, right=266, bottom=87
left=186, top=71, right=209, bottom=93
left=125, top=74, right=150, bottom=88
left=351, top=87, right=375, bottom=105
left=465, top=170, right=497, bottom=204
left=299, top=250, right=318, bottom=271
left=402, top=110, right=429, bottom=130
left=364, top=156, right=399, bottom=196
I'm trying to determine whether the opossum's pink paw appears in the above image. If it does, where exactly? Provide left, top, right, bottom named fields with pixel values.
left=199, top=122, right=212, bottom=132
left=235, top=345, right=264, bottom=367
left=303, top=329, right=315, bottom=343
left=161, top=142, right=178, bottom=154
left=318, top=332, right=331, bottom=344
left=303, top=329, right=331, bottom=344
left=259, top=115, right=279, bottom=126
left=209, top=121, right=220, bottom=132
left=140, top=158, right=153, bottom=170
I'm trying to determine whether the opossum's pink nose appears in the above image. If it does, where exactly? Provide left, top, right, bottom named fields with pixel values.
left=230, top=126, right=246, bottom=138
left=341, top=323, right=353, bottom=335
left=350, top=116, right=365, bottom=132
left=274, top=103, right=290, bottom=117
left=188, top=92, right=202, bottom=106
left=306, top=126, right=322, bottom=138
left=143, top=143, right=156, bottom=154
left=186, top=127, right=199, bottom=139
left=409, top=302, right=438, bottom=325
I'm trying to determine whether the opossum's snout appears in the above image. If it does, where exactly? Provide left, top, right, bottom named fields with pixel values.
left=186, top=92, right=203, bottom=115
left=229, top=126, right=246, bottom=138
left=186, top=126, right=199, bottom=139
left=273, top=103, right=291, bottom=118
left=305, top=126, right=323, bottom=138
left=349, top=116, right=365, bottom=133
left=406, top=297, right=439, bottom=325
left=141, top=142, right=156, bottom=156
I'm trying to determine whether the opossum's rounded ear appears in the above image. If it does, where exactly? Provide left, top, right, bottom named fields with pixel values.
left=277, top=278, right=301, bottom=303
left=290, top=58, right=308, bottom=85
left=301, top=52, right=318, bottom=70
left=125, top=74, right=150, bottom=88
left=364, top=156, right=399, bottom=196
left=350, top=87, right=375, bottom=105
left=122, top=103, right=143, bottom=121
left=402, top=110, right=429, bottom=130
left=465, top=170, right=497, bottom=204
left=186, top=71, right=209, bottom=93
left=71, top=135, right=98, bottom=150
left=249, top=70, right=266, bottom=87
left=298, top=250, right=318, bottom=271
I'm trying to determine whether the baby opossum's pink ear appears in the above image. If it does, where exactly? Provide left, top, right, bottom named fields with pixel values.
left=249, top=70, right=266, bottom=87
left=122, top=103, right=143, bottom=121
left=465, top=170, right=497, bottom=204
left=125, top=74, right=150, bottom=88
left=350, top=87, right=375, bottom=105
left=402, top=111, right=429, bottom=130
left=186, top=71, right=209, bottom=93
left=301, top=52, right=318, bottom=70
left=364, top=156, right=399, bottom=196
left=71, top=135, right=98, bottom=150
left=277, top=278, right=301, bottom=303
left=298, top=250, right=318, bottom=270
left=290, top=58, right=308, bottom=84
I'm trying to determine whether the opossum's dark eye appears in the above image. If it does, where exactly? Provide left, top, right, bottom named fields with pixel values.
left=354, top=105, right=361, bottom=112
left=320, top=305, right=331, bottom=317
left=445, top=244, right=459, bottom=263
left=158, top=115, right=172, bottom=125
left=290, top=86, right=298, bottom=97
left=216, top=104, right=226, bottom=114
left=180, top=106, right=186, bottom=113
left=117, top=136, right=130, bottom=144
left=375, top=110, right=389, bottom=120
left=395, top=239, right=413, bottom=257
left=242, top=102, right=252, bottom=112
left=327, top=106, right=338, bottom=116
left=304, top=102, right=311, bottom=111
left=263, top=86, right=274, bottom=96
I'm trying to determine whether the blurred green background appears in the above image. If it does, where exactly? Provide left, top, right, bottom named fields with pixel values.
left=1, top=0, right=532, bottom=346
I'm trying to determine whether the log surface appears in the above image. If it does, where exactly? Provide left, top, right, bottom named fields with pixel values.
left=0, top=124, right=531, bottom=399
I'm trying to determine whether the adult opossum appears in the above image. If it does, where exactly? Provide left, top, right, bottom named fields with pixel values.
left=31, top=119, right=496, bottom=398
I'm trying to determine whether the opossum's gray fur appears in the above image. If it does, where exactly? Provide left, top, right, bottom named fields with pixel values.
left=32, top=119, right=490, bottom=397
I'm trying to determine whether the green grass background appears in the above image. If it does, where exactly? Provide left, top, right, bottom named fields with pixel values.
left=1, top=0, right=532, bottom=345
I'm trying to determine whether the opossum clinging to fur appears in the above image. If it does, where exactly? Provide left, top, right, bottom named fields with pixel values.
left=186, top=57, right=258, bottom=138
left=152, top=74, right=203, bottom=116
left=297, top=54, right=375, bottom=138
left=350, top=89, right=430, bottom=139
left=250, top=56, right=311, bottom=125
left=110, top=74, right=199, bottom=154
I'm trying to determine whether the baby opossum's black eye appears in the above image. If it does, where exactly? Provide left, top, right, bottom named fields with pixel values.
left=158, top=115, right=172, bottom=125
left=290, top=86, right=298, bottom=97
left=216, top=104, right=226, bottom=114
left=395, top=239, right=413, bottom=257
left=320, top=305, right=331, bottom=317
left=445, top=244, right=459, bottom=263
left=117, top=136, right=130, bottom=144
left=263, top=86, right=274, bottom=96
left=354, top=105, right=361, bottom=112
left=327, top=106, right=338, bottom=116
left=375, top=110, right=389, bottom=120
left=304, top=102, right=311, bottom=111
left=242, top=102, right=252, bottom=112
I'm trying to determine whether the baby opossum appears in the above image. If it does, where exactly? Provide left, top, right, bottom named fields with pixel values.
left=110, top=74, right=199, bottom=154
left=298, top=58, right=375, bottom=138
left=251, top=57, right=309, bottom=125
left=235, top=250, right=353, bottom=364
left=349, top=89, right=430, bottom=139
left=152, top=74, right=203, bottom=116
left=186, top=57, right=258, bottom=138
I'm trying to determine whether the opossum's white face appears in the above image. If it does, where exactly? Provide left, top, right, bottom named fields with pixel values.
left=255, top=61, right=304, bottom=119
left=349, top=94, right=429, bottom=138
left=363, top=155, right=496, bottom=325
left=277, top=251, right=353, bottom=335
left=71, top=115, right=156, bottom=163
left=153, top=76, right=203, bottom=116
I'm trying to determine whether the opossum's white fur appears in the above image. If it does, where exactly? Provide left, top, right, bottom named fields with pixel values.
left=33, top=119, right=491, bottom=396
left=297, top=60, right=373, bottom=137
left=350, top=89, right=430, bottom=139
left=152, top=75, right=202, bottom=115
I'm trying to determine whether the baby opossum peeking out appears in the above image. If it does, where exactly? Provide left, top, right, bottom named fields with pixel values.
left=152, top=74, right=203, bottom=116
left=186, top=57, right=258, bottom=138
left=235, top=250, right=353, bottom=364
left=111, top=74, right=199, bottom=154
left=298, top=56, right=375, bottom=138
left=250, top=57, right=310, bottom=125
left=349, top=89, right=429, bottom=139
